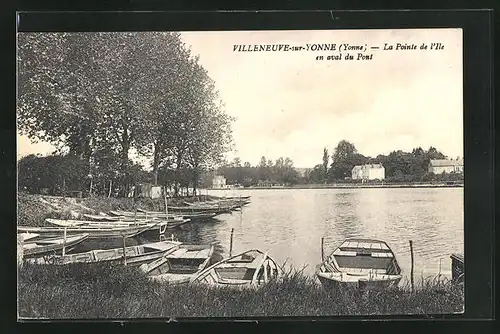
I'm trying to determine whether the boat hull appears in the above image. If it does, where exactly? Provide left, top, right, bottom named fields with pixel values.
left=23, top=234, right=89, bottom=258
left=26, top=241, right=181, bottom=266
left=18, top=225, right=152, bottom=239
left=316, top=273, right=401, bottom=292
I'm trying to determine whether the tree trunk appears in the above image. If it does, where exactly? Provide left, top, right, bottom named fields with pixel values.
left=174, top=152, right=183, bottom=197
left=192, top=167, right=199, bottom=197
left=120, top=134, right=131, bottom=197
left=152, top=140, right=162, bottom=186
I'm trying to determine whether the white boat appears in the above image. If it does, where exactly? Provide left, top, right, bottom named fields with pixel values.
left=316, top=238, right=402, bottom=291
left=190, top=249, right=281, bottom=288
left=26, top=240, right=181, bottom=266
left=18, top=224, right=154, bottom=239
left=19, top=233, right=40, bottom=241
left=46, top=217, right=184, bottom=233
left=23, top=233, right=90, bottom=257
left=139, top=244, right=215, bottom=285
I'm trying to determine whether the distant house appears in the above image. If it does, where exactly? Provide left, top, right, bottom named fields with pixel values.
left=351, top=163, right=385, bottom=180
left=128, top=183, right=163, bottom=199
left=212, top=175, right=227, bottom=189
left=428, top=159, right=464, bottom=174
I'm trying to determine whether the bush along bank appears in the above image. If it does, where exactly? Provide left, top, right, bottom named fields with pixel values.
left=18, top=262, right=464, bottom=318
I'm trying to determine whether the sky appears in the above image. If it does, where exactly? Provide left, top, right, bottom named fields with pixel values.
left=17, top=29, right=463, bottom=168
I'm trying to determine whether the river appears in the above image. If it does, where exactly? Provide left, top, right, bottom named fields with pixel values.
left=88, top=187, right=464, bottom=281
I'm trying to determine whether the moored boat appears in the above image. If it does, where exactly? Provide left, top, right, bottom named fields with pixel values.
left=108, top=210, right=186, bottom=221
left=17, top=224, right=154, bottom=239
left=26, top=240, right=181, bottom=265
left=316, top=238, right=402, bottom=291
left=167, top=205, right=233, bottom=214
left=190, top=249, right=281, bottom=288
left=19, top=233, right=40, bottom=241
left=136, top=209, right=217, bottom=221
left=139, top=244, right=214, bottom=285
left=450, top=253, right=464, bottom=283
left=23, top=233, right=89, bottom=258
left=45, top=217, right=189, bottom=231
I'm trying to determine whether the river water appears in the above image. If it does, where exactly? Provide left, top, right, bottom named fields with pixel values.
left=90, top=187, right=464, bottom=280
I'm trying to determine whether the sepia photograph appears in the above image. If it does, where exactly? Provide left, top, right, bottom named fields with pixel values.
left=16, top=28, right=464, bottom=319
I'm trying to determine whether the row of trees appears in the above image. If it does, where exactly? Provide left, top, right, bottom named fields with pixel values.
left=211, top=140, right=462, bottom=187
left=307, top=140, right=462, bottom=183
left=215, top=156, right=301, bottom=187
left=17, top=32, right=233, bottom=196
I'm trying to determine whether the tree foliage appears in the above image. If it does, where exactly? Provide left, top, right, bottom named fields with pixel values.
left=17, top=32, right=234, bottom=196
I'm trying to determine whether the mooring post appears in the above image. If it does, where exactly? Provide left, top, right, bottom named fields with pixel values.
left=62, top=227, right=67, bottom=256
left=122, top=234, right=127, bottom=266
left=409, top=240, right=414, bottom=293
left=321, top=237, right=325, bottom=262
left=108, top=179, right=113, bottom=198
left=229, top=228, right=234, bottom=257
left=163, top=186, right=168, bottom=215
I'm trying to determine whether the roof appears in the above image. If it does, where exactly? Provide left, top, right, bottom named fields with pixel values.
left=429, top=159, right=464, bottom=167
left=352, top=163, right=384, bottom=170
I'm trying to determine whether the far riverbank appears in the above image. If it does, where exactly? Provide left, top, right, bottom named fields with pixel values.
left=211, top=183, right=464, bottom=190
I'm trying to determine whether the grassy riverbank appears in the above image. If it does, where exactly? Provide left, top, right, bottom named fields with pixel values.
left=18, top=262, right=463, bottom=318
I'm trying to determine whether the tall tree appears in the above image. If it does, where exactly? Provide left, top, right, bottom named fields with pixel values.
left=17, top=33, right=104, bottom=162
left=322, top=147, right=329, bottom=181
left=329, top=140, right=365, bottom=180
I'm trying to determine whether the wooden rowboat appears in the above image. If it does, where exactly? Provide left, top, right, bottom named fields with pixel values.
left=44, top=218, right=179, bottom=233
left=19, top=233, right=40, bottom=241
left=108, top=210, right=187, bottom=221
left=139, top=244, right=215, bottom=285
left=17, top=224, right=154, bottom=239
left=167, top=205, right=233, bottom=214
left=450, top=253, right=464, bottom=283
left=136, top=209, right=218, bottom=221
left=26, top=240, right=181, bottom=266
left=23, top=233, right=89, bottom=258
left=316, top=238, right=402, bottom=291
left=190, top=249, right=281, bottom=288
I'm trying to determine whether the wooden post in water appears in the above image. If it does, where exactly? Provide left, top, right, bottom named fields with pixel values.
left=321, top=237, right=325, bottom=262
left=108, top=179, right=113, bottom=198
left=122, top=234, right=127, bottom=266
left=163, top=186, right=168, bottom=215
left=62, top=227, right=67, bottom=256
left=229, top=228, right=234, bottom=257
left=409, top=240, right=414, bottom=293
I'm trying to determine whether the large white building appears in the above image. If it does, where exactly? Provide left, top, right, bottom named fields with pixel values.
left=351, top=163, right=385, bottom=180
left=212, top=175, right=227, bottom=189
left=428, top=159, right=464, bottom=174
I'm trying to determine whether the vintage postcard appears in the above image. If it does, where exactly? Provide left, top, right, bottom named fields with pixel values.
left=17, top=28, right=464, bottom=319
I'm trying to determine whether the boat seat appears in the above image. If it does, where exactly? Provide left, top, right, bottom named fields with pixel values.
left=342, top=267, right=387, bottom=275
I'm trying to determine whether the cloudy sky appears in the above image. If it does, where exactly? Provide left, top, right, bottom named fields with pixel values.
left=17, top=28, right=463, bottom=168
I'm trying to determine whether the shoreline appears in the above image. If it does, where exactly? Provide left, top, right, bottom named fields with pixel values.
left=209, top=183, right=464, bottom=190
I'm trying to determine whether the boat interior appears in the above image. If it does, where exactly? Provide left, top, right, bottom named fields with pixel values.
left=145, top=245, right=213, bottom=275
left=323, top=240, right=401, bottom=276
